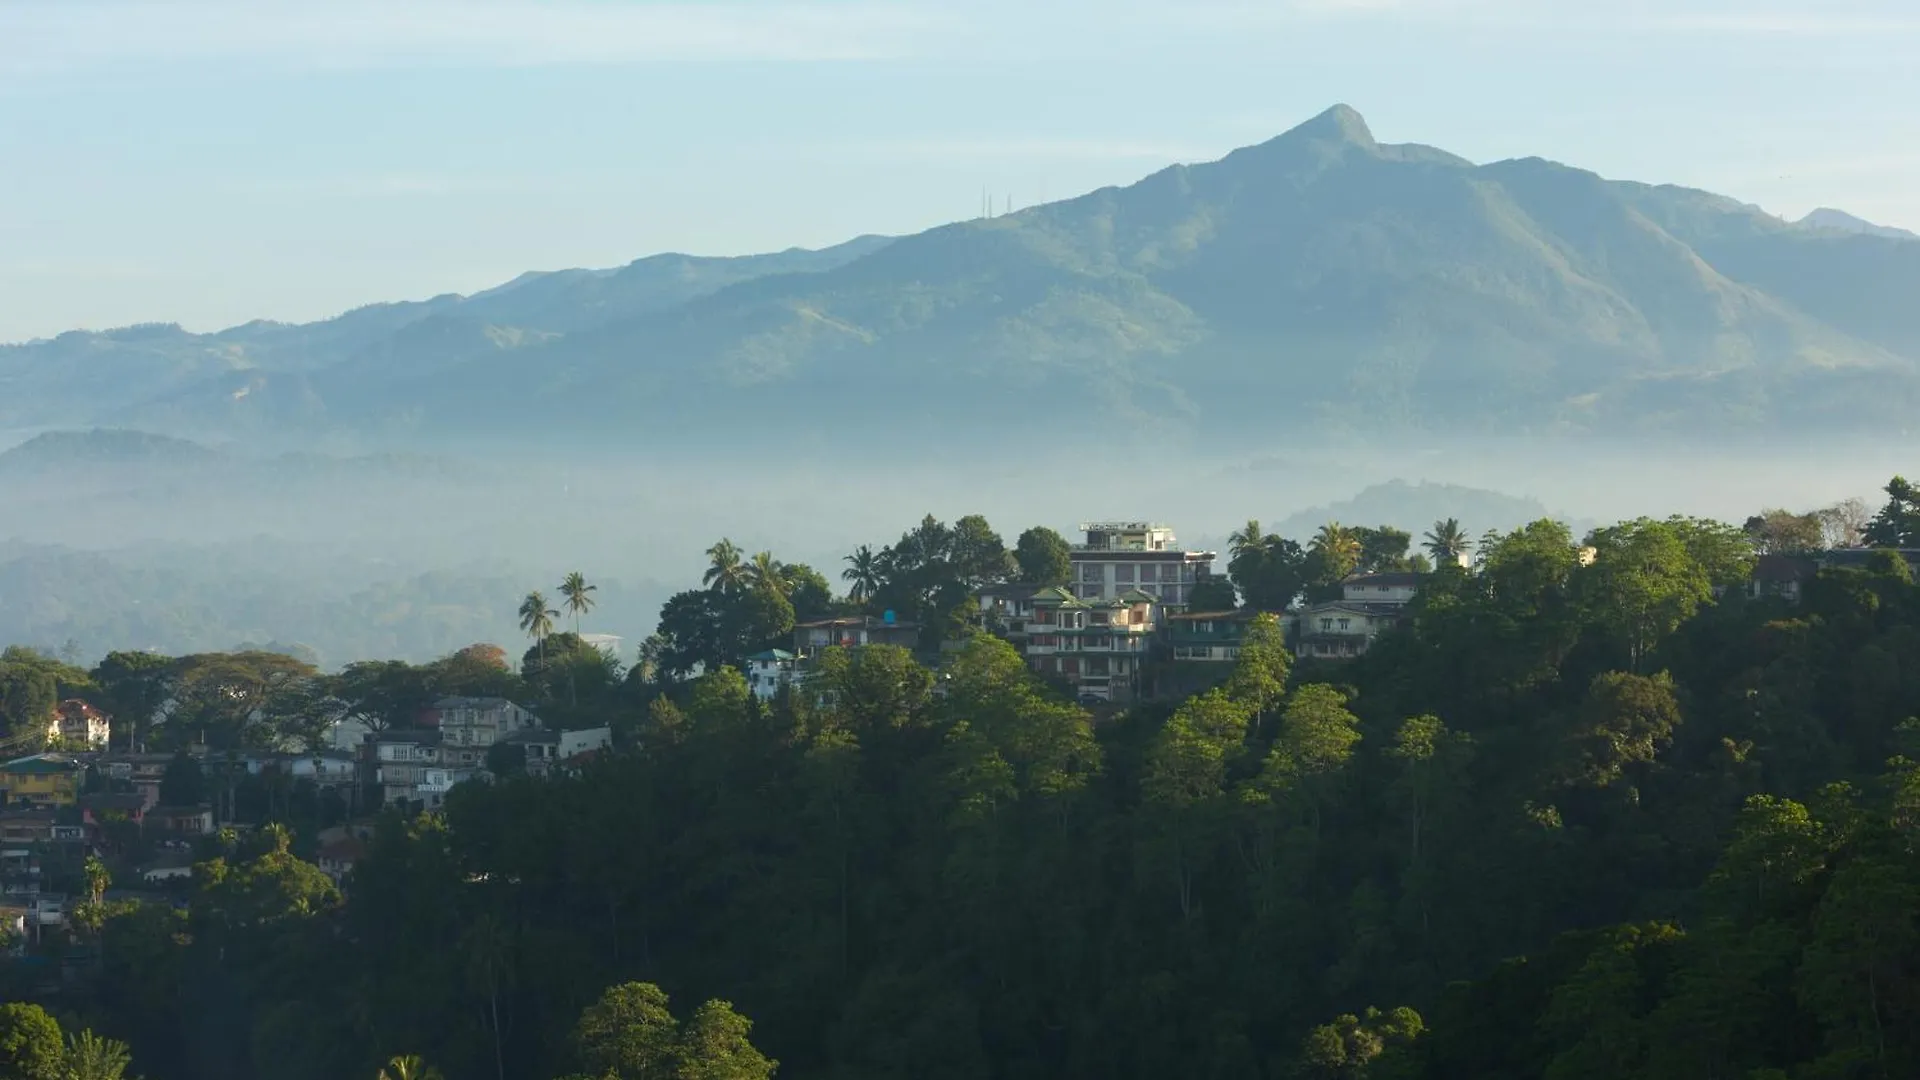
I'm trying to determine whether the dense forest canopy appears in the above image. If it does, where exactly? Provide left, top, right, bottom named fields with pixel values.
left=6, top=476, right=1920, bottom=1079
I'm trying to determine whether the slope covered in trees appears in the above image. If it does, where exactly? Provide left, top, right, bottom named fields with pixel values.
left=11, top=481, right=1920, bottom=1079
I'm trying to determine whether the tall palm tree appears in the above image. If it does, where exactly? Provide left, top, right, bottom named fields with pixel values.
left=745, top=551, right=787, bottom=596
left=1312, top=521, right=1362, bottom=576
left=1228, top=519, right=1266, bottom=558
left=518, top=590, right=558, bottom=673
left=843, top=545, right=882, bottom=604
left=559, top=571, right=597, bottom=635
left=1422, top=518, right=1470, bottom=567
left=703, top=539, right=748, bottom=594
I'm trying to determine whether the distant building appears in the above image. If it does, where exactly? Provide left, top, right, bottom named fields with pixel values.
left=368, top=730, right=444, bottom=808
left=1286, top=602, right=1410, bottom=661
left=793, top=616, right=921, bottom=658
left=1340, top=572, right=1424, bottom=606
left=1022, top=586, right=1157, bottom=702
left=1749, top=554, right=1817, bottom=603
left=976, top=582, right=1045, bottom=646
left=579, top=633, right=624, bottom=658
left=147, top=805, right=215, bottom=837
left=1069, top=522, right=1218, bottom=613
left=46, top=701, right=110, bottom=750
left=744, top=649, right=799, bottom=700
left=1164, top=609, right=1273, bottom=663
left=0, top=755, right=83, bottom=809
left=426, top=697, right=540, bottom=771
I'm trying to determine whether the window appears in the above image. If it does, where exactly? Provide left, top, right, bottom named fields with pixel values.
left=1080, top=563, right=1104, bottom=583
left=1115, top=564, right=1135, bottom=582
left=1195, top=621, right=1214, bottom=633
left=1138, top=563, right=1159, bottom=583
left=1337, top=618, right=1351, bottom=630
left=1319, top=618, right=1333, bottom=631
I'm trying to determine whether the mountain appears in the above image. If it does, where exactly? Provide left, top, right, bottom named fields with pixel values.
left=1271, top=480, right=1575, bottom=543
left=0, top=236, right=891, bottom=433
left=12, top=105, right=1920, bottom=446
left=0, top=428, right=219, bottom=471
left=1798, top=207, right=1919, bottom=242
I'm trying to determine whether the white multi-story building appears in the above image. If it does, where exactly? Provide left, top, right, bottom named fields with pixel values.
left=1069, top=522, right=1218, bottom=613
left=46, top=700, right=111, bottom=749
left=744, top=649, right=799, bottom=700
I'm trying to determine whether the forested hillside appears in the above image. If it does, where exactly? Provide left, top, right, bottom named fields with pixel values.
left=9, top=480, right=1920, bottom=1080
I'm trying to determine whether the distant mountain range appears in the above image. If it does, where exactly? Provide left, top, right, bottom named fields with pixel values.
left=9, top=104, right=1920, bottom=447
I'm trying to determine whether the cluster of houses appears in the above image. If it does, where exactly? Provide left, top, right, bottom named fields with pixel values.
left=745, top=521, right=1432, bottom=706
left=0, top=694, right=607, bottom=933
left=361, top=695, right=610, bottom=810
left=748, top=522, right=1920, bottom=707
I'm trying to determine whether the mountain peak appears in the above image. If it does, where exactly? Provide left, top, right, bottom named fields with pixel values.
left=1798, top=207, right=1918, bottom=241
left=1288, top=104, right=1376, bottom=147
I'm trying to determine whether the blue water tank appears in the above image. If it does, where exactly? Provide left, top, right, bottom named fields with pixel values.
left=882, top=609, right=896, bottom=624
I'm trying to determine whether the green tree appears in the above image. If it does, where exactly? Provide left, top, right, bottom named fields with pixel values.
left=89, top=649, right=175, bottom=752
left=1864, top=475, right=1920, bottom=548
left=1229, top=521, right=1308, bottom=611
left=1012, top=526, right=1072, bottom=587
left=0, top=1002, right=64, bottom=1080
left=518, top=590, right=559, bottom=678
left=1188, top=575, right=1239, bottom=611
left=159, top=750, right=206, bottom=807
left=574, top=982, right=680, bottom=1080
left=674, top=999, right=778, bottom=1080
left=778, top=563, right=836, bottom=622
left=744, top=552, right=786, bottom=596
left=1744, top=509, right=1826, bottom=555
left=1580, top=519, right=1715, bottom=671
left=84, top=853, right=110, bottom=905
left=560, top=571, right=598, bottom=635
left=1422, top=518, right=1471, bottom=567
left=949, top=514, right=1015, bottom=589
left=1354, top=526, right=1415, bottom=573
left=377, top=1055, right=444, bottom=1080
left=703, top=539, right=748, bottom=595
left=842, top=545, right=884, bottom=604
left=58, top=1031, right=133, bottom=1080
left=1296, top=1006, right=1424, bottom=1079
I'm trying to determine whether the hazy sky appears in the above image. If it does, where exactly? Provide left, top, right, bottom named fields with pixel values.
left=3, top=0, right=1918, bottom=343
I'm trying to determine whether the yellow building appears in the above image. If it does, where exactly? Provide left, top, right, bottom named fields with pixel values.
left=0, top=754, right=82, bottom=808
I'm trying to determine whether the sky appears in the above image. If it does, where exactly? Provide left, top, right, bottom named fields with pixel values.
left=2, top=0, right=1918, bottom=343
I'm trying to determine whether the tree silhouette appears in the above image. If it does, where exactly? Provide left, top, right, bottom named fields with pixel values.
left=559, top=572, right=597, bottom=636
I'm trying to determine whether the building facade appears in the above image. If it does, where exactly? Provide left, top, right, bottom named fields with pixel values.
left=0, top=755, right=82, bottom=808
left=793, top=616, right=921, bottom=658
left=47, top=701, right=111, bottom=749
left=429, top=697, right=540, bottom=771
left=744, top=649, right=799, bottom=700
left=1164, top=609, right=1273, bottom=662
left=1069, top=522, right=1217, bottom=612
left=1022, top=586, right=1158, bottom=702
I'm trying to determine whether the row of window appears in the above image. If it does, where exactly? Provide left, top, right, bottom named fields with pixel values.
left=1078, top=563, right=1200, bottom=584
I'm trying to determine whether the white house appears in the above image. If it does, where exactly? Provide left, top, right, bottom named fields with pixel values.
left=46, top=701, right=111, bottom=749
left=558, top=727, right=611, bottom=760
left=744, top=650, right=799, bottom=700
left=1340, top=572, right=1423, bottom=606
left=1287, top=602, right=1409, bottom=661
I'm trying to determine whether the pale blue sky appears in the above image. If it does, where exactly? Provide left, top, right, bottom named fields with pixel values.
left=3, top=0, right=1918, bottom=343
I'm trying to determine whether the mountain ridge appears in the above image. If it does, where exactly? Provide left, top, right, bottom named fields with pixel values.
left=9, top=105, right=1920, bottom=446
